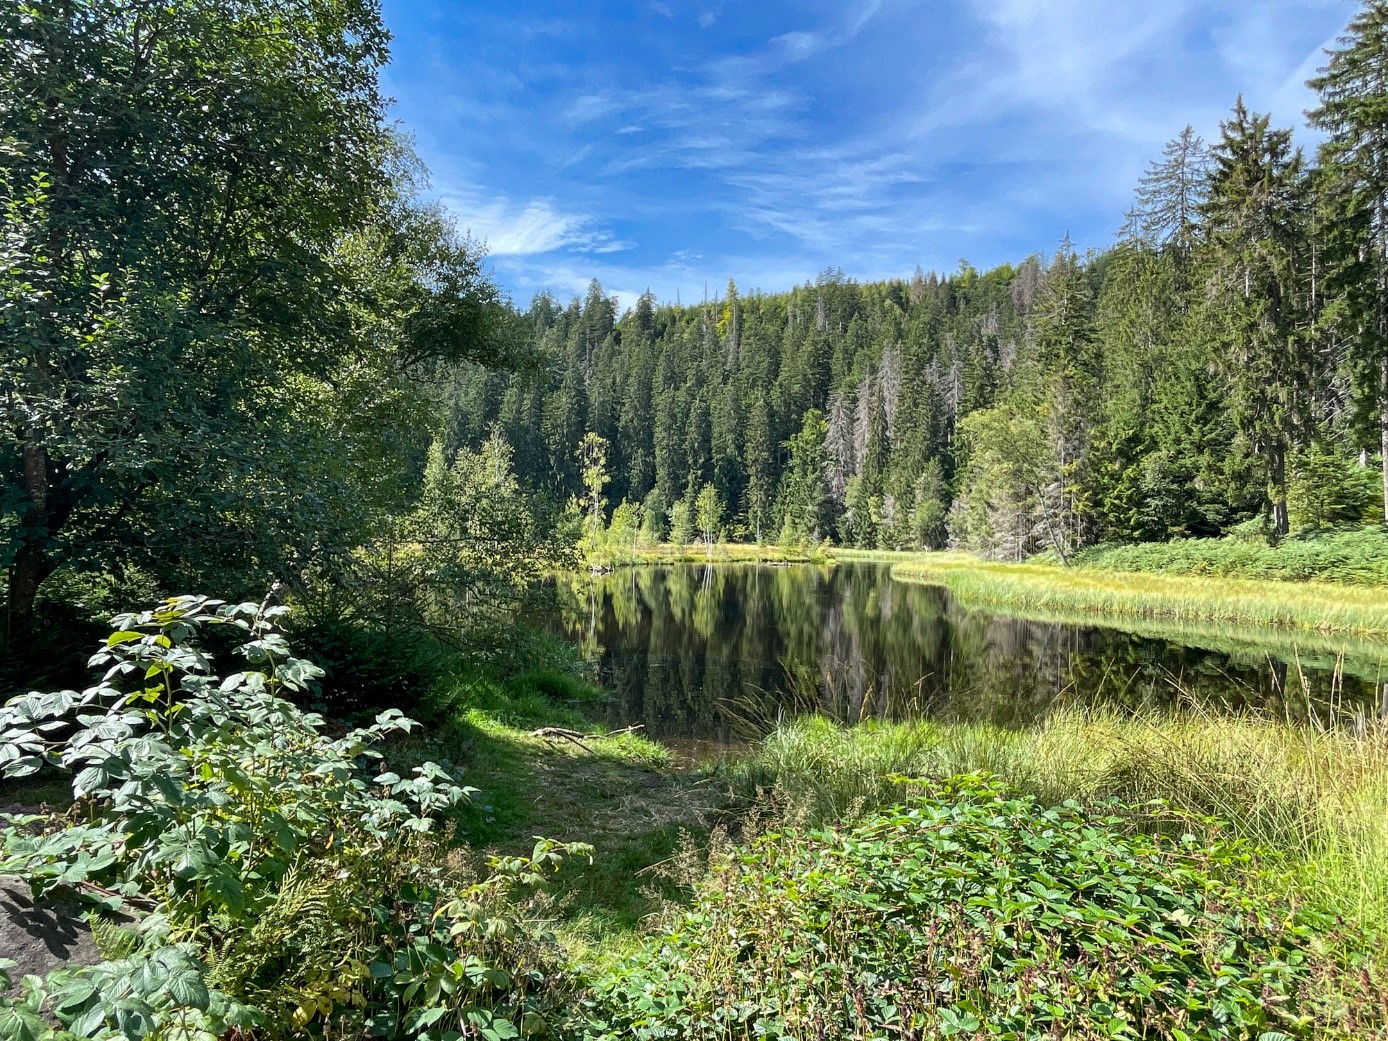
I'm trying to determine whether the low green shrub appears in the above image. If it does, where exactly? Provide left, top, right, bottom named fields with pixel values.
left=454, top=618, right=589, bottom=678
left=730, top=713, right=1388, bottom=932
left=587, top=775, right=1385, bottom=1040
left=424, top=665, right=607, bottom=732
left=1075, top=526, right=1388, bottom=585
left=506, top=667, right=607, bottom=706
left=0, top=596, right=589, bottom=1041
left=723, top=716, right=946, bottom=823
left=287, top=612, right=448, bottom=718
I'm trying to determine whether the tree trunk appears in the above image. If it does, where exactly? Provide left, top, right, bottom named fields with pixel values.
left=1270, top=444, right=1290, bottom=538
left=7, top=445, right=57, bottom=635
left=1382, top=354, right=1388, bottom=522
left=6, top=547, right=54, bottom=638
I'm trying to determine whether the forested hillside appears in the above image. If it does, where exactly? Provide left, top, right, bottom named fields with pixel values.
left=447, top=17, right=1388, bottom=559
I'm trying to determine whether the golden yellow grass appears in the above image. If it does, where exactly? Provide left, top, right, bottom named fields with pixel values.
left=595, top=541, right=832, bottom=566
left=892, top=553, right=1388, bottom=637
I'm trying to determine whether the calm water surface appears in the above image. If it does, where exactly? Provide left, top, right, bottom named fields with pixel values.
left=531, top=563, right=1388, bottom=749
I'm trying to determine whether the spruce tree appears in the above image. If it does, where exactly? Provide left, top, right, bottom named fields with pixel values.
left=1201, top=99, right=1314, bottom=536
left=1310, top=1, right=1388, bottom=518
left=1122, top=126, right=1211, bottom=252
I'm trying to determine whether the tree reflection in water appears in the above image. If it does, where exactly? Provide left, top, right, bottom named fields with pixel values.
left=534, top=564, right=1387, bottom=750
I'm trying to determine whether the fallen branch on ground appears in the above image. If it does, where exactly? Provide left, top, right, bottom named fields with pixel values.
left=529, top=723, right=646, bottom=753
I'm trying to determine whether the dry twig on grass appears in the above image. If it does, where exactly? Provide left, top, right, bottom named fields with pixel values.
left=529, top=723, right=646, bottom=753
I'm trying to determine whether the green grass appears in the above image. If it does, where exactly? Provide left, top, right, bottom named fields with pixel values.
left=402, top=656, right=1388, bottom=1038
left=385, top=626, right=1388, bottom=1038
left=419, top=657, right=1388, bottom=942
left=724, top=711, right=1388, bottom=932
left=1075, top=525, right=1388, bottom=585
left=892, top=551, right=1388, bottom=638
left=407, top=670, right=720, bottom=947
left=590, top=772, right=1387, bottom=1040
left=585, top=541, right=833, bottom=568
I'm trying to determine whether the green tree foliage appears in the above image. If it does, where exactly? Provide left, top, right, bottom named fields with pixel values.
left=407, top=432, right=556, bottom=621
left=695, top=483, right=723, bottom=551
left=951, top=406, right=1058, bottom=561
left=436, top=3, right=1388, bottom=560
left=606, top=500, right=645, bottom=564
left=0, top=597, right=586, bottom=1038
left=778, top=410, right=832, bottom=542
left=1310, top=3, right=1388, bottom=520
left=910, top=458, right=950, bottom=550
left=0, top=0, right=509, bottom=635
left=576, top=432, right=611, bottom=562
left=1289, top=440, right=1381, bottom=529
left=1121, top=125, right=1210, bottom=250
left=668, top=495, right=695, bottom=546
left=1200, top=99, right=1316, bottom=537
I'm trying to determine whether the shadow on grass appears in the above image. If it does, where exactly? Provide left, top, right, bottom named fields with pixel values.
left=429, top=709, right=723, bottom=936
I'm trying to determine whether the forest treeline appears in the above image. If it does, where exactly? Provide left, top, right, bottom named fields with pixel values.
left=447, top=7, right=1388, bottom=559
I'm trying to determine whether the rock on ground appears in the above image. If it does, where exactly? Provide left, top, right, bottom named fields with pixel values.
left=0, top=875, right=103, bottom=991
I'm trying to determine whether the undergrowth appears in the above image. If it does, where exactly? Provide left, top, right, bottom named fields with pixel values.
left=586, top=774, right=1388, bottom=1040
left=723, top=712, right=1388, bottom=932
left=0, top=598, right=592, bottom=1040
left=1075, top=525, right=1388, bottom=586
left=8, top=594, right=1388, bottom=1041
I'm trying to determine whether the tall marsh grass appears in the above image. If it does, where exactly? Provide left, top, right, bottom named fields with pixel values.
left=727, top=709, right=1388, bottom=930
left=893, top=554, right=1388, bottom=637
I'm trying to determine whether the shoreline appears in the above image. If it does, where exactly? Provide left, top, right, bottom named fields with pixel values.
left=891, top=554, right=1388, bottom=639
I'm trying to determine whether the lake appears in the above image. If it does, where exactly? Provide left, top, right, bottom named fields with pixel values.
left=533, top=562, right=1388, bottom=750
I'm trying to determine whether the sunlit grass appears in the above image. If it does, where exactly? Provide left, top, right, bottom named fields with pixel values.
left=1076, top=526, right=1388, bottom=586
left=726, top=709, right=1388, bottom=933
left=594, top=541, right=833, bottom=566
left=892, top=554, right=1388, bottom=637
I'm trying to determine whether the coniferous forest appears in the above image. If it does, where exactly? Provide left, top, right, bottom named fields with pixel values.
left=446, top=42, right=1388, bottom=558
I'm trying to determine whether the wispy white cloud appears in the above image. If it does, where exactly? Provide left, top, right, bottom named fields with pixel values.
left=491, top=249, right=824, bottom=312
left=772, top=30, right=823, bottom=61
left=950, top=0, right=1337, bottom=138
left=567, top=92, right=622, bottom=124
left=389, top=0, right=1352, bottom=306
left=439, top=188, right=632, bottom=257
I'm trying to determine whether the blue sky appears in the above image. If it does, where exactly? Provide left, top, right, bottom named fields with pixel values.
left=381, top=0, right=1354, bottom=310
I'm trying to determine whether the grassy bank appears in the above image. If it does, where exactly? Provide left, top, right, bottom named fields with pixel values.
left=724, top=712, right=1388, bottom=929
left=586, top=540, right=832, bottom=568
left=421, top=700, right=1388, bottom=1037
left=380, top=661, right=722, bottom=948
left=893, top=552, right=1388, bottom=638
left=1075, top=525, right=1388, bottom=585
left=11, top=599, right=1388, bottom=1038
left=584, top=712, right=1388, bottom=1039
left=437, top=672, right=1388, bottom=1035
